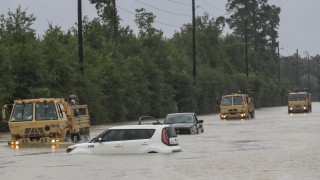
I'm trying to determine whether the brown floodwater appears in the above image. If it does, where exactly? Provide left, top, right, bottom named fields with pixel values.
left=1, top=103, right=320, bottom=179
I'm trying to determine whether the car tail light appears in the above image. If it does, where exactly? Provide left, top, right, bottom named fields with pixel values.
left=162, top=128, right=169, bottom=145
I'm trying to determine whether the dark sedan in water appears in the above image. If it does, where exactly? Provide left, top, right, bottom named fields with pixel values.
left=163, top=113, right=204, bottom=134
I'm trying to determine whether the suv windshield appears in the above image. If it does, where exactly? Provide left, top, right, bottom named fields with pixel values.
left=164, top=115, right=194, bottom=124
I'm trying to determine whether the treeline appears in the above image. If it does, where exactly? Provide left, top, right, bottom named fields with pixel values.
left=0, top=1, right=314, bottom=124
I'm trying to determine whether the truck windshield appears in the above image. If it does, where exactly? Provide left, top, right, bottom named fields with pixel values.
left=221, top=97, right=232, bottom=106
left=233, top=96, right=244, bottom=105
left=288, top=94, right=307, bottom=101
left=221, top=96, right=244, bottom=106
left=35, top=102, right=58, bottom=120
left=11, top=103, right=33, bottom=122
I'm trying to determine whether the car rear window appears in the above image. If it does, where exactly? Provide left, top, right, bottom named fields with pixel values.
left=166, top=127, right=177, bottom=138
left=124, top=129, right=155, bottom=140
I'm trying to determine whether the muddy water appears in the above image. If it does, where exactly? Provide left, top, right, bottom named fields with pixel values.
left=1, top=103, right=320, bottom=180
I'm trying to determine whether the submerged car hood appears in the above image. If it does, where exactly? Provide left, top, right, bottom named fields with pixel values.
left=66, top=142, right=95, bottom=154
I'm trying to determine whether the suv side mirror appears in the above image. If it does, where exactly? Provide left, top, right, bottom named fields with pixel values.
left=198, top=120, right=204, bottom=123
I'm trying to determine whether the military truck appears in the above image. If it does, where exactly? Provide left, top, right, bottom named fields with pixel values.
left=288, top=90, right=312, bottom=113
left=219, top=92, right=255, bottom=120
left=2, top=98, right=90, bottom=145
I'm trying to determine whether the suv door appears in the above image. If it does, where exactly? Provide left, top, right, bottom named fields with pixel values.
left=122, top=129, right=155, bottom=153
left=93, top=129, right=124, bottom=154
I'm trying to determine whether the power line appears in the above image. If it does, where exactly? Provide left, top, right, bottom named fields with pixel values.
left=117, top=5, right=181, bottom=28
left=200, top=0, right=226, bottom=14
left=117, top=5, right=135, bottom=15
left=134, top=0, right=191, bottom=17
left=167, top=0, right=191, bottom=6
left=197, top=5, right=214, bottom=17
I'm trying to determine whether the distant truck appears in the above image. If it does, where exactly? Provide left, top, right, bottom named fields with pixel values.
left=219, top=92, right=255, bottom=120
left=2, top=98, right=90, bottom=146
left=287, top=91, right=312, bottom=113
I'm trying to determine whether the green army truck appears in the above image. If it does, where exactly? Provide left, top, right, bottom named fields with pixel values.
left=219, top=92, right=255, bottom=120
left=2, top=98, right=90, bottom=146
left=288, top=91, right=312, bottom=113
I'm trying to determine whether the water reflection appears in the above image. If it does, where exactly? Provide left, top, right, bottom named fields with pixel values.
left=8, top=142, right=70, bottom=155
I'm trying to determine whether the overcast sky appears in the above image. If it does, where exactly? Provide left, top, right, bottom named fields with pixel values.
left=1, top=0, right=320, bottom=57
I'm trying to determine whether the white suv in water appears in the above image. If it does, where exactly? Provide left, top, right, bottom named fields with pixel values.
left=66, top=125, right=181, bottom=154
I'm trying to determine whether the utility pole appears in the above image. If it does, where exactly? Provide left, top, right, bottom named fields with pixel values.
left=245, top=19, right=249, bottom=77
left=192, top=0, right=196, bottom=79
left=307, top=53, right=310, bottom=90
left=296, top=49, right=299, bottom=87
left=112, top=0, right=118, bottom=45
left=277, top=42, right=280, bottom=81
left=317, top=58, right=319, bottom=101
left=78, top=0, right=84, bottom=75
left=304, top=51, right=310, bottom=90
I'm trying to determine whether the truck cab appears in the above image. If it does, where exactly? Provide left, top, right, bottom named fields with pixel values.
left=219, top=93, right=255, bottom=120
left=2, top=98, right=90, bottom=145
left=288, top=92, right=312, bottom=113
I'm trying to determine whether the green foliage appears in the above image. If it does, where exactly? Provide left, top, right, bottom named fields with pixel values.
left=0, top=3, right=304, bottom=125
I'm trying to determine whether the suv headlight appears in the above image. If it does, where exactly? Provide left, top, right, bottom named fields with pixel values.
left=190, top=126, right=197, bottom=134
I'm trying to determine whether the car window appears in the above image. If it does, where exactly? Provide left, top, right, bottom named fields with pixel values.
left=124, top=129, right=155, bottom=140
left=100, top=130, right=124, bottom=142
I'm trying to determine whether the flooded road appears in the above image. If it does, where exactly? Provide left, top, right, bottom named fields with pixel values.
left=1, top=103, right=320, bottom=180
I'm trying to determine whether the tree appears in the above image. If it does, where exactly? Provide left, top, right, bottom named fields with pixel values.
left=226, top=0, right=281, bottom=77
left=0, top=6, right=39, bottom=99
left=90, top=0, right=120, bottom=42
left=40, top=25, right=79, bottom=97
